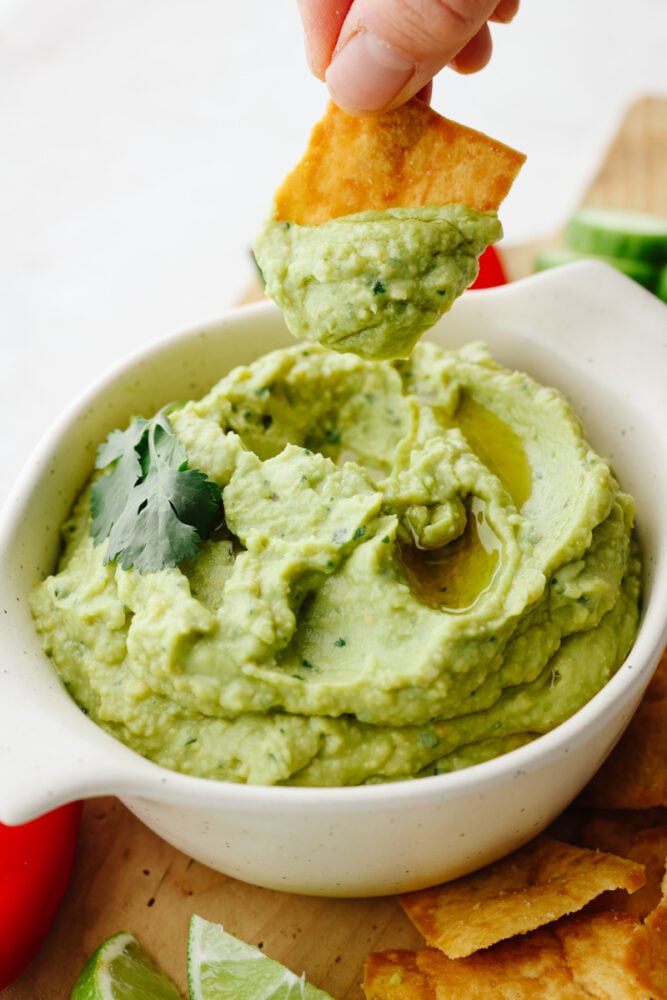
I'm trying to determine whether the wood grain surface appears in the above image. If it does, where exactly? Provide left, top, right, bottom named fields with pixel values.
left=5, top=94, right=666, bottom=1000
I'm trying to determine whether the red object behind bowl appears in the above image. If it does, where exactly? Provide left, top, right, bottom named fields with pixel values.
left=471, top=244, right=507, bottom=288
left=0, top=802, right=82, bottom=990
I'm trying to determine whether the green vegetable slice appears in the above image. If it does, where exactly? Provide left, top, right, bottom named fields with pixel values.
left=656, top=264, right=667, bottom=303
left=565, top=207, right=667, bottom=264
left=187, top=915, right=334, bottom=1000
left=534, top=246, right=659, bottom=290
left=71, top=931, right=182, bottom=1000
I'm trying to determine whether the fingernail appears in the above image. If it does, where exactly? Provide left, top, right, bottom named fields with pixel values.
left=325, top=30, right=415, bottom=113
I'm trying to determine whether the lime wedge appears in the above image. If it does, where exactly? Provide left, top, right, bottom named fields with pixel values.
left=187, top=915, right=335, bottom=1000
left=71, top=931, right=182, bottom=1000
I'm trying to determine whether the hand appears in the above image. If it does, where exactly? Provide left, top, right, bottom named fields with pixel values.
left=296, top=0, right=519, bottom=113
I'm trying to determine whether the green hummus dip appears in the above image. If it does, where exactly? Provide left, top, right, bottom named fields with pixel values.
left=253, top=205, right=501, bottom=359
left=30, top=341, right=641, bottom=786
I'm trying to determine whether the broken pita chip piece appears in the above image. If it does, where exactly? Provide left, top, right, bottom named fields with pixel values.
left=399, top=834, right=646, bottom=958
left=363, top=941, right=586, bottom=1000
left=556, top=887, right=667, bottom=1000
left=581, top=648, right=667, bottom=810
left=555, top=910, right=658, bottom=1000
left=273, top=97, right=526, bottom=226
left=364, top=906, right=667, bottom=1000
left=625, top=887, right=667, bottom=998
left=576, top=810, right=667, bottom=918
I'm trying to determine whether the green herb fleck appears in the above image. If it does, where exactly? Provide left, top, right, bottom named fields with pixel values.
left=90, top=407, right=222, bottom=573
left=372, top=278, right=386, bottom=295
left=334, top=638, right=346, bottom=648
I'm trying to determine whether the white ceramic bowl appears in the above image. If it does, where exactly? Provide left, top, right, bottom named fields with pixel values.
left=1, top=262, right=666, bottom=897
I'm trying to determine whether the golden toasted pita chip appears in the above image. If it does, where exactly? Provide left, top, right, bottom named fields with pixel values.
left=363, top=940, right=586, bottom=1000
left=399, top=834, right=645, bottom=958
left=273, top=98, right=525, bottom=226
left=625, top=892, right=667, bottom=998
left=577, top=811, right=667, bottom=917
left=364, top=909, right=665, bottom=1000
left=363, top=950, right=433, bottom=1000
left=554, top=910, right=661, bottom=999
left=581, top=649, right=667, bottom=810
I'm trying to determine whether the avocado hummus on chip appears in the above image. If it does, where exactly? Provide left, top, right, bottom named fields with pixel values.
left=30, top=339, right=641, bottom=786
left=254, top=204, right=501, bottom=360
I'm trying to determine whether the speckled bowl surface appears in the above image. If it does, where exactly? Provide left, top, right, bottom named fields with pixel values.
left=1, top=262, right=666, bottom=896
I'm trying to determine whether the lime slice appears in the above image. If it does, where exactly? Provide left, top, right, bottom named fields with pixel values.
left=187, top=915, right=334, bottom=1000
left=72, top=931, right=182, bottom=1000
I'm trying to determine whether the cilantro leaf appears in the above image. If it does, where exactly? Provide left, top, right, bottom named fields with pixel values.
left=90, top=432, right=145, bottom=543
left=95, top=417, right=149, bottom=469
left=90, top=407, right=222, bottom=573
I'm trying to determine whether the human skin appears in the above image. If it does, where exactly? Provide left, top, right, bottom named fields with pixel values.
left=296, top=0, right=520, bottom=113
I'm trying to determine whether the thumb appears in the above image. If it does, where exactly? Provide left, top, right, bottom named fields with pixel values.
left=325, top=0, right=513, bottom=113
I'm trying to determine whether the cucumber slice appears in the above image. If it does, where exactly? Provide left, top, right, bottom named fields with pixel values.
left=565, top=207, right=667, bottom=264
left=534, top=246, right=659, bottom=290
left=656, top=265, right=667, bottom=304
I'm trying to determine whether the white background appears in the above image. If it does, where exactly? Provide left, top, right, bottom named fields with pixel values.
left=1, top=0, right=666, bottom=503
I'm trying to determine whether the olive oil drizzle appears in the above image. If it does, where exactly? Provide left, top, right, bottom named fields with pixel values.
left=399, top=497, right=501, bottom=612
left=455, top=392, right=532, bottom=510
left=398, top=394, right=532, bottom=612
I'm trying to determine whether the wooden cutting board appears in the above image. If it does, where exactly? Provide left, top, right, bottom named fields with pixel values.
left=6, top=95, right=666, bottom=1000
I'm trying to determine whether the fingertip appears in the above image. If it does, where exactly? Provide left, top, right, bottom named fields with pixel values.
left=449, top=24, right=493, bottom=74
left=296, top=0, right=352, bottom=80
left=489, top=0, right=520, bottom=24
